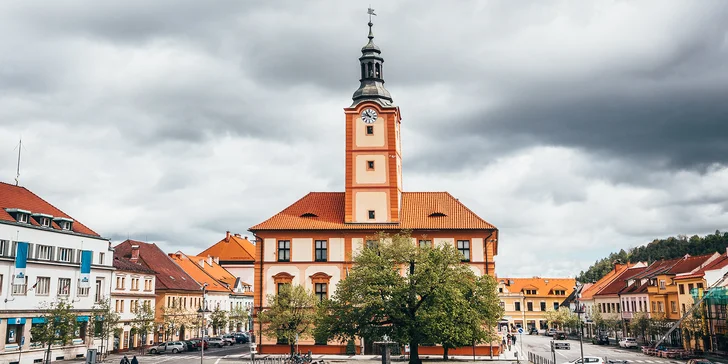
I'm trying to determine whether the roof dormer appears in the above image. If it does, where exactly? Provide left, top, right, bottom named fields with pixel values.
left=5, top=208, right=31, bottom=224
left=32, top=213, right=54, bottom=228
left=53, top=217, right=74, bottom=231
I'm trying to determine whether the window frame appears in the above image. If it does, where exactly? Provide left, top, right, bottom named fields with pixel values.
left=366, top=160, right=375, bottom=171
left=12, top=275, right=27, bottom=296
left=365, top=125, right=374, bottom=135
left=418, top=240, right=432, bottom=248
left=36, top=245, right=52, bottom=261
left=367, top=210, right=375, bottom=220
left=314, top=282, right=328, bottom=302
left=277, top=240, right=291, bottom=262
left=36, top=276, right=51, bottom=296
left=514, top=301, right=521, bottom=311
left=314, top=240, right=327, bottom=262
left=58, top=277, right=71, bottom=296
left=457, top=240, right=470, bottom=262
left=58, top=247, right=72, bottom=263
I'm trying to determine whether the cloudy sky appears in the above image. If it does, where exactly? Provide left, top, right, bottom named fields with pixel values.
left=1, top=1, right=727, bottom=278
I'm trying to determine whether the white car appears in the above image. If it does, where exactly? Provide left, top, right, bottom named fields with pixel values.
left=149, top=341, right=186, bottom=354
left=619, top=337, right=638, bottom=348
left=207, top=337, right=225, bottom=348
left=565, top=357, right=605, bottom=364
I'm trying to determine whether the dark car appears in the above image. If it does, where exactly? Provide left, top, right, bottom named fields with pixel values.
left=191, top=338, right=209, bottom=349
left=553, top=331, right=567, bottom=340
left=592, top=334, right=610, bottom=345
left=184, top=340, right=197, bottom=351
left=528, top=327, right=539, bottom=335
left=234, top=333, right=249, bottom=344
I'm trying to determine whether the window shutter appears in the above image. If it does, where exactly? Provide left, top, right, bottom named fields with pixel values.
left=27, top=243, right=34, bottom=259
left=49, top=246, right=55, bottom=261
left=10, top=241, right=16, bottom=258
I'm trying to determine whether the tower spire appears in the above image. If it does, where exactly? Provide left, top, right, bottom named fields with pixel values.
left=351, top=7, right=393, bottom=107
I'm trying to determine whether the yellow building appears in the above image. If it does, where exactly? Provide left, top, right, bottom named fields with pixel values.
left=497, top=277, right=575, bottom=332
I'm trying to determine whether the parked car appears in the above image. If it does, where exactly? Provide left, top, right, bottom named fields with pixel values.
left=687, top=359, right=713, bottom=364
left=528, top=327, right=539, bottom=335
left=207, top=337, right=225, bottom=348
left=191, top=338, right=208, bottom=349
left=592, top=334, right=610, bottom=345
left=618, top=337, right=638, bottom=348
left=149, top=341, right=186, bottom=354
left=564, top=357, right=605, bottom=364
left=546, top=328, right=557, bottom=337
left=184, top=340, right=198, bottom=351
left=553, top=331, right=567, bottom=340
left=234, top=332, right=250, bottom=343
left=222, top=334, right=237, bottom=345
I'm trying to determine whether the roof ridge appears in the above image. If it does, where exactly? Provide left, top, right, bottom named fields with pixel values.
left=179, top=253, right=232, bottom=292
left=440, top=192, right=496, bottom=228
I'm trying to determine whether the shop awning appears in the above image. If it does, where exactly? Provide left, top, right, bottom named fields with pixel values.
left=77, top=316, right=89, bottom=322
left=32, top=317, right=46, bottom=324
left=7, top=318, right=26, bottom=325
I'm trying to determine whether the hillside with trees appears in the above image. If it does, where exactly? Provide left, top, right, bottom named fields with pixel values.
left=576, top=230, right=728, bottom=283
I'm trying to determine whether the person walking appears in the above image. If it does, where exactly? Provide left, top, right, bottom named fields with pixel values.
left=506, top=333, right=512, bottom=351
left=120, top=355, right=130, bottom=364
left=512, top=333, right=517, bottom=346
left=500, top=337, right=506, bottom=355
left=131, top=356, right=139, bottom=364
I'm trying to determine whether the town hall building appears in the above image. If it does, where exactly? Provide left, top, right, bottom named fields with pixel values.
left=250, top=19, right=500, bottom=355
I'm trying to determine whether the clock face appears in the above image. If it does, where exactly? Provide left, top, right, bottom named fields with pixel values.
left=361, top=108, right=378, bottom=124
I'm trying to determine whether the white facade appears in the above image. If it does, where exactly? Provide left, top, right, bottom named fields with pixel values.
left=0, top=221, right=114, bottom=364
left=111, top=268, right=156, bottom=351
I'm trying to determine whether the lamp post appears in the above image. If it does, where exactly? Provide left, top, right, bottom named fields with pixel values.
left=574, top=285, right=585, bottom=364
left=198, top=283, right=210, bottom=364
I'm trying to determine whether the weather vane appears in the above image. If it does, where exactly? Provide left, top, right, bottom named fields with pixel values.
left=368, top=6, right=377, bottom=23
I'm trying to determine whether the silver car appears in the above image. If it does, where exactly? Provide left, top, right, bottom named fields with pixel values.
left=149, top=341, right=186, bottom=354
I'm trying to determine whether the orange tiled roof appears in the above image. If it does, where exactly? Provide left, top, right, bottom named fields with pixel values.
left=249, top=192, right=496, bottom=231
left=199, top=233, right=255, bottom=261
left=187, top=254, right=239, bottom=288
left=580, top=263, right=633, bottom=300
left=498, top=277, right=576, bottom=295
left=0, top=182, right=99, bottom=237
left=168, top=252, right=231, bottom=292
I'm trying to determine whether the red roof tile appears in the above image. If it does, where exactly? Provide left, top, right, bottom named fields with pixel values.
left=675, top=253, right=728, bottom=280
left=114, top=240, right=201, bottom=292
left=113, top=255, right=157, bottom=274
left=199, top=234, right=255, bottom=261
left=0, top=182, right=99, bottom=237
left=250, top=192, right=496, bottom=231
left=668, top=253, right=718, bottom=274
left=595, top=267, right=647, bottom=296
left=581, top=264, right=633, bottom=299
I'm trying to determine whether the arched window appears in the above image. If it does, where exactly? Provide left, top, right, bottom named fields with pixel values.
left=375, top=63, right=381, bottom=78
left=361, top=63, right=365, bottom=79
left=368, top=62, right=374, bottom=77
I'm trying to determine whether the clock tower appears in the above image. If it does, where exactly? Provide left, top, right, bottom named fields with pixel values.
left=344, top=20, right=403, bottom=224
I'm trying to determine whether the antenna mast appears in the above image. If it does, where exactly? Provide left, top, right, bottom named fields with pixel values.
left=14, top=138, right=22, bottom=186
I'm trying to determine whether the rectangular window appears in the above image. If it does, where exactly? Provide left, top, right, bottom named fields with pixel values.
left=95, top=279, right=103, bottom=303
left=315, top=240, right=327, bottom=262
left=514, top=302, right=521, bottom=311
left=540, top=302, right=546, bottom=311
left=131, top=278, right=139, bottom=290
left=659, top=280, right=666, bottom=289
left=457, top=240, right=470, bottom=261
left=366, top=125, right=374, bottom=135
left=366, top=160, right=375, bottom=170
left=0, top=240, right=7, bottom=256
left=99, top=252, right=105, bottom=265
left=277, top=240, right=290, bottom=262
left=120, top=300, right=125, bottom=313
left=688, top=283, right=694, bottom=292
left=36, top=245, right=52, bottom=260
left=368, top=210, right=375, bottom=219
left=145, top=279, right=152, bottom=291
left=58, top=247, right=72, bottom=262
left=36, top=277, right=51, bottom=296
left=554, top=290, right=566, bottom=295
left=499, top=301, right=505, bottom=308
left=652, top=301, right=656, bottom=312
left=682, top=303, right=686, bottom=314
left=671, top=301, right=677, bottom=313
left=639, top=300, right=643, bottom=312
left=554, top=302, right=559, bottom=310
left=12, top=275, right=27, bottom=296
left=697, top=283, right=704, bottom=289
left=58, top=278, right=71, bottom=296
left=418, top=240, right=432, bottom=248
left=527, top=302, right=533, bottom=311
left=366, top=240, right=378, bottom=250
left=315, top=283, right=327, bottom=301
left=679, top=284, right=685, bottom=294
left=77, top=279, right=90, bottom=296
left=632, top=301, right=636, bottom=312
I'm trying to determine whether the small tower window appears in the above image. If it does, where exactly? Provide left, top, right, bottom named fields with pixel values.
left=375, top=63, right=381, bottom=78
left=361, top=63, right=365, bottom=79
left=366, top=125, right=374, bottom=135
left=368, top=62, right=374, bottom=77
left=366, top=160, right=375, bottom=170
left=368, top=210, right=375, bottom=220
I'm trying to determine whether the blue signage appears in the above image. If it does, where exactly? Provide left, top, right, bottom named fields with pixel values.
left=14, top=242, right=29, bottom=285
left=80, top=250, right=92, bottom=288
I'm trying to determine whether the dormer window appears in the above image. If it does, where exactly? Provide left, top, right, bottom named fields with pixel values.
left=32, top=213, right=53, bottom=228
left=18, top=213, right=29, bottom=223
left=5, top=208, right=31, bottom=224
left=53, top=217, right=74, bottom=231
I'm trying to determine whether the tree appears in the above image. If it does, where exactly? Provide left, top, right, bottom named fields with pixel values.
left=93, top=297, right=120, bottom=358
left=210, top=308, right=229, bottom=335
left=318, top=231, right=502, bottom=364
left=31, top=299, right=78, bottom=364
left=160, top=304, right=189, bottom=341
left=630, top=312, right=650, bottom=344
left=591, top=309, right=605, bottom=334
left=420, top=274, right=503, bottom=360
left=259, top=284, right=317, bottom=355
left=229, top=305, right=249, bottom=332
left=132, top=301, right=155, bottom=353
left=545, top=307, right=572, bottom=330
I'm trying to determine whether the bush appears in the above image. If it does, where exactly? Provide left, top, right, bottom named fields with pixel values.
left=346, top=339, right=356, bottom=355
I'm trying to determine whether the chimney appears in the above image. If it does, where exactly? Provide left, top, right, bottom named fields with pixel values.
left=131, top=245, right=140, bottom=262
left=234, top=233, right=241, bottom=238
left=207, top=256, right=213, bottom=266
left=213, top=256, right=220, bottom=264
left=225, top=231, right=230, bottom=242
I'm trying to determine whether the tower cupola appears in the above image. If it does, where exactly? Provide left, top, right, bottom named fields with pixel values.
left=351, top=18, right=393, bottom=107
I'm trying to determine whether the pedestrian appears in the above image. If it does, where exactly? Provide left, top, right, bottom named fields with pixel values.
left=501, top=337, right=506, bottom=354
left=120, top=355, right=129, bottom=364
left=512, top=334, right=517, bottom=346
left=131, top=356, right=139, bottom=364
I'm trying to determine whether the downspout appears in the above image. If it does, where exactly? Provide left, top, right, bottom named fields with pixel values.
left=254, top=233, right=264, bottom=348
left=484, top=231, right=494, bottom=276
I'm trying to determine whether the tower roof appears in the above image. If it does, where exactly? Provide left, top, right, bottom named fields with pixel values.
left=351, top=16, right=393, bottom=107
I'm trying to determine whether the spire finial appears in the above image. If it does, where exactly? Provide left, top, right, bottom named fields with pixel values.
left=367, top=6, right=377, bottom=30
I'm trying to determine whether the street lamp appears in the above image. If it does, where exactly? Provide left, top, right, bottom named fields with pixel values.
left=197, top=283, right=210, bottom=364
left=573, top=285, right=585, bottom=364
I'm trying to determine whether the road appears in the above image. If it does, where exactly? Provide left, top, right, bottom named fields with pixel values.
left=106, top=343, right=252, bottom=364
left=518, top=333, right=687, bottom=364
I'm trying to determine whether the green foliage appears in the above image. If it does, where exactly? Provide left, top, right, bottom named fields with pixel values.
left=31, top=299, right=78, bottom=364
left=259, top=284, right=317, bottom=354
left=544, top=307, right=577, bottom=330
left=93, top=297, right=120, bottom=357
left=229, top=305, right=249, bottom=331
left=160, top=303, right=190, bottom=341
left=345, top=339, right=356, bottom=355
left=577, top=231, right=728, bottom=282
left=132, top=301, right=155, bottom=348
left=317, top=231, right=503, bottom=364
left=630, top=311, right=650, bottom=343
left=211, top=308, right=228, bottom=335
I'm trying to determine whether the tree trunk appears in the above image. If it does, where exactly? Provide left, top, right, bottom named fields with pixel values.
left=443, top=346, right=449, bottom=361
left=408, top=340, right=421, bottom=364
left=46, top=343, right=52, bottom=364
left=290, top=342, right=295, bottom=355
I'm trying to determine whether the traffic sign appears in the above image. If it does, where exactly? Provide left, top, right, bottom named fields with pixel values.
left=517, top=328, right=524, bottom=334
left=551, top=341, right=570, bottom=350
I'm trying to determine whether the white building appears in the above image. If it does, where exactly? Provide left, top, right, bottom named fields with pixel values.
left=0, top=182, right=114, bottom=363
left=111, top=255, right=156, bottom=352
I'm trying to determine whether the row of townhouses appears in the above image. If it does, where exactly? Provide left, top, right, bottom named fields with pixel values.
left=0, top=182, right=255, bottom=364
left=570, top=251, right=728, bottom=351
left=495, top=277, right=576, bottom=332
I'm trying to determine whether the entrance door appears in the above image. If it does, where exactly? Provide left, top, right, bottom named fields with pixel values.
left=123, top=331, right=129, bottom=350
